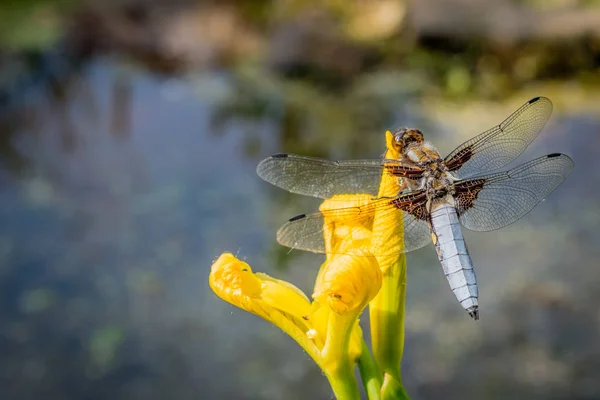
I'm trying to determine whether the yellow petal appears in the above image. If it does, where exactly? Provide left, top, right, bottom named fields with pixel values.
left=319, top=194, right=374, bottom=257
left=314, top=248, right=382, bottom=314
left=209, top=253, right=263, bottom=312
left=319, top=194, right=375, bottom=221
left=307, top=301, right=331, bottom=348
left=369, top=130, right=410, bottom=390
left=385, top=130, right=402, bottom=160
left=209, top=253, right=321, bottom=361
left=257, top=272, right=312, bottom=318
left=372, top=132, right=408, bottom=271
left=210, top=253, right=312, bottom=320
left=347, top=319, right=364, bottom=362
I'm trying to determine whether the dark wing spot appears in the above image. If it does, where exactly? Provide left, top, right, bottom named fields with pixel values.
left=528, top=96, right=541, bottom=104
left=445, top=144, right=474, bottom=172
left=271, top=153, right=289, bottom=158
left=454, top=179, right=487, bottom=213
left=288, top=214, right=306, bottom=222
left=390, top=191, right=429, bottom=221
left=547, top=153, right=561, bottom=158
left=384, top=163, right=425, bottom=178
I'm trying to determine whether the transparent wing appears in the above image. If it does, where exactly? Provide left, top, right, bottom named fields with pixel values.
left=445, top=97, right=553, bottom=179
left=276, top=195, right=432, bottom=256
left=257, top=154, right=384, bottom=198
left=456, top=153, right=574, bottom=231
left=257, top=154, right=423, bottom=199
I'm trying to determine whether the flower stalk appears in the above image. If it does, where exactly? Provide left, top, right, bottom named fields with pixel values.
left=368, top=131, right=411, bottom=399
left=358, top=339, right=383, bottom=400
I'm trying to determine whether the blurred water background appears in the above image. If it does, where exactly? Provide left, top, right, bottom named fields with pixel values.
left=1, top=1, right=600, bottom=399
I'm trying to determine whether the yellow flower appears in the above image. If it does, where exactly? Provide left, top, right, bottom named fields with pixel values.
left=315, top=193, right=385, bottom=372
left=210, top=129, right=410, bottom=399
left=314, top=131, right=410, bottom=399
left=314, top=248, right=381, bottom=373
left=210, top=246, right=382, bottom=399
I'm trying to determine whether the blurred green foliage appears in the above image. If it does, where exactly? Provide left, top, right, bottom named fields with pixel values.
left=0, top=0, right=76, bottom=50
left=89, top=325, right=126, bottom=371
left=20, top=288, right=56, bottom=313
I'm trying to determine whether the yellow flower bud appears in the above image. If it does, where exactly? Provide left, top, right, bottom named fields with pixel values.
left=314, top=249, right=381, bottom=314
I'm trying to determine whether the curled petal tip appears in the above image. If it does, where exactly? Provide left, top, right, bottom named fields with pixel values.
left=210, top=252, right=313, bottom=322
left=314, top=249, right=382, bottom=314
left=209, top=253, right=263, bottom=310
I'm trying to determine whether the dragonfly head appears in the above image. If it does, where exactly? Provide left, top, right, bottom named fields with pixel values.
left=393, top=128, right=424, bottom=152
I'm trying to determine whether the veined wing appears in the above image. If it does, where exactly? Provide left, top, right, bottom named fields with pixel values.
left=445, top=97, right=553, bottom=179
left=257, top=154, right=424, bottom=199
left=455, top=153, right=574, bottom=231
left=276, top=191, right=431, bottom=256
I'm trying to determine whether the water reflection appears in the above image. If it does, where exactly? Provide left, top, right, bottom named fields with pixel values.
left=1, top=39, right=600, bottom=400
left=0, top=58, right=324, bottom=399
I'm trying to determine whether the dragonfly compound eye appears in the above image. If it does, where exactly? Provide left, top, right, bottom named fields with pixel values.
left=401, top=129, right=424, bottom=146
left=393, top=127, right=407, bottom=143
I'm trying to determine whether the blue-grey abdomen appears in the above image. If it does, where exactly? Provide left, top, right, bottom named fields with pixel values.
left=430, top=202, right=479, bottom=319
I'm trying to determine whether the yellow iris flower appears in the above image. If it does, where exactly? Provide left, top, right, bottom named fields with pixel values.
left=209, top=131, right=410, bottom=400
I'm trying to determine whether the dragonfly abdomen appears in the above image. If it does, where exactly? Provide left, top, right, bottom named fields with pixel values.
left=430, top=202, right=479, bottom=320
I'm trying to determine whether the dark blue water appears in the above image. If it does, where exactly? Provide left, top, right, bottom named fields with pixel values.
left=1, top=57, right=600, bottom=400
left=0, top=59, right=308, bottom=400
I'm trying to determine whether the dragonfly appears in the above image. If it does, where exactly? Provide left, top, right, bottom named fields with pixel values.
left=256, top=97, right=574, bottom=320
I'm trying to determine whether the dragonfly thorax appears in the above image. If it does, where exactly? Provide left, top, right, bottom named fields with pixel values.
left=421, top=171, right=456, bottom=202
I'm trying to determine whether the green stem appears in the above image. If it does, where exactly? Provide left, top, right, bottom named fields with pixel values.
left=325, top=364, right=361, bottom=400
left=358, top=340, right=383, bottom=400
left=320, top=312, right=362, bottom=400
left=370, top=254, right=407, bottom=380
left=381, top=372, right=411, bottom=400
